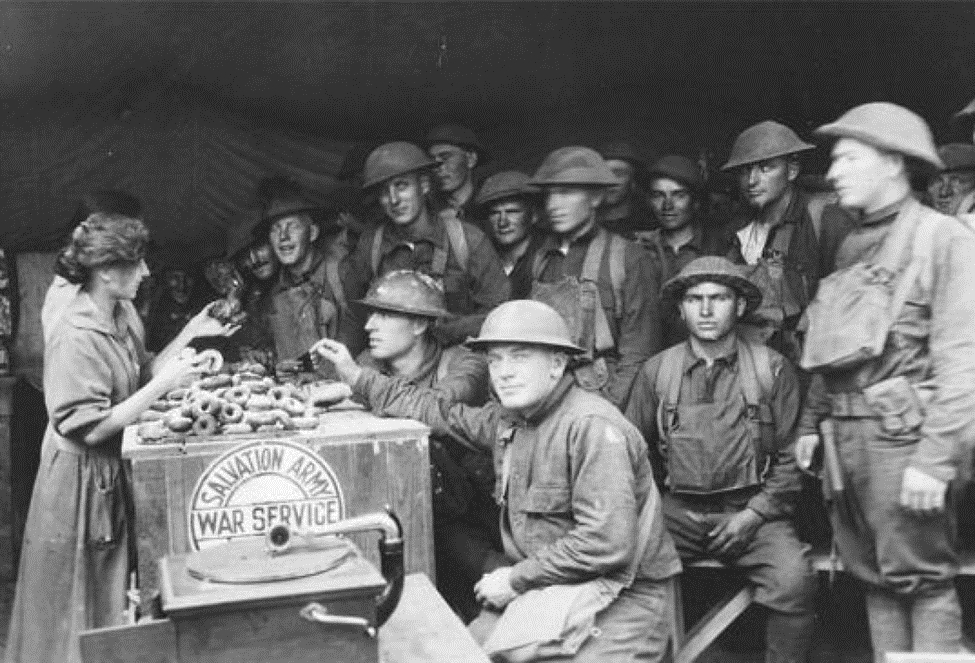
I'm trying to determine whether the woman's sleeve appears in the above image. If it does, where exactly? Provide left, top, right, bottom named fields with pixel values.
left=45, top=331, right=115, bottom=440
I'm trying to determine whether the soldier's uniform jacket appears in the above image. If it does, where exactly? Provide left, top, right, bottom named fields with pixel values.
left=800, top=198, right=975, bottom=484
left=343, top=213, right=510, bottom=352
left=352, top=368, right=682, bottom=592
left=626, top=338, right=803, bottom=520
left=533, top=225, right=663, bottom=408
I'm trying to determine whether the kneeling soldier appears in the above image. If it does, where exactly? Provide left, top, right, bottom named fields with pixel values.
left=626, top=256, right=816, bottom=663
left=315, top=300, right=681, bottom=662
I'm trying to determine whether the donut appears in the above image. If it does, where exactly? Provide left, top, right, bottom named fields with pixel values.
left=246, top=395, right=275, bottom=411
left=270, top=409, right=293, bottom=430
left=138, top=421, right=168, bottom=442
left=245, top=379, right=269, bottom=395
left=191, top=396, right=220, bottom=419
left=138, top=410, right=165, bottom=423
left=308, top=381, right=353, bottom=406
left=244, top=411, right=277, bottom=428
left=197, top=349, right=224, bottom=374
left=268, top=386, right=289, bottom=404
left=150, top=399, right=171, bottom=412
left=226, top=385, right=251, bottom=407
left=192, top=413, right=219, bottom=436
left=201, top=374, right=232, bottom=390
left=254, top=423, right=282, bottom=433
left=291, top=416, right=319, bottom=430
left=222, top=422, right=253, bottom=435
left=165, top=413, right=194, bottom=433
left=166, top=387, right=190, bottom=401
left=282, top=398, right=307, bottom=417
left=220, top=402, right=244, bottom=424
left=179, top=402, right=194, bottom=418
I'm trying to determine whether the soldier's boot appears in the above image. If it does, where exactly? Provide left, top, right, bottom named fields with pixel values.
left=765, top=609, right=815, bottom=663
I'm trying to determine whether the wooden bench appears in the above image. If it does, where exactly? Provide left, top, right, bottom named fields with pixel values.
left=670, top=550, right=975, bottom=663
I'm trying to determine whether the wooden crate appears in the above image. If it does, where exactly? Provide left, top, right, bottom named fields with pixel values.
left=122, top=410, right=432, bottom=600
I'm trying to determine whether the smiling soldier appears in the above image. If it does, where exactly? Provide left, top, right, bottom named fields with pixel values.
left=314, top=299, right=681, bottom=662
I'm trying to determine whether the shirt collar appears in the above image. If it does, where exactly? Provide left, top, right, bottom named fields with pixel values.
left=65, top=290, right=137, bottom=341
left=539, top=222, right=600, bottom=255
left=277, top=247, right=327, bottom=289
left=859, top=195, right=911, bottom=227
left=384, top=212, right=446, bottom=249
left=682, top=337, right=740, bottom=373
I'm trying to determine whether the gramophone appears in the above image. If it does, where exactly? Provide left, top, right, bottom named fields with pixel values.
left=157, top=509, right=405, bottom=663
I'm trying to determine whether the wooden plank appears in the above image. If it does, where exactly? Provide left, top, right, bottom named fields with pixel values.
left=886, top=655, right=975, bottom=663
left=674, top=585, right=755, bottom=663
left=380, top=573, right=490, bottom=663
left=79, top=619, right=178, bottom=663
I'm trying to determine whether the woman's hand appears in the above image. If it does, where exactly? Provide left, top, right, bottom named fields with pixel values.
left=182, top=302, right=241, bottom=340
left=153, top=350, right=207, bottom=393
left=311, top=338, right=361, bottom=385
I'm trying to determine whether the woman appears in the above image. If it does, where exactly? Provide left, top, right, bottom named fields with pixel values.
left=5, top=213, right=236, bottom=663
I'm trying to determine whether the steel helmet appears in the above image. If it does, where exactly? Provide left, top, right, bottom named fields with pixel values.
left=722, top=121, right=814, bottom=171
left=646, top=154, right=705, bottom=193
left=815, top=102, right=943, bottom=170
left=474, top=171, right=536, bottom=207
left=528, top=147, right=620, bottom=188
left=935, top=143, right=975, bottom=173
left=661, top=256, right=763, bottom=316
left=424, top=123, right=491, bottom=165
left=362, top=142, right=437, bottom=190
left=466, top=300, right=584, bottom=353
left=357, top=270, right=450, bottom=318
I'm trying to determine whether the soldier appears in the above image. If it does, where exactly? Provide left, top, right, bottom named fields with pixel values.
left=636, top=155, right=727, bottom=346
left=474, top=170, right=542, bottom=299
left=797, top=102, right=975, bottom=659
left=721, top=121, right=832, bottom=359
left=528, top=146, right=662, bottom=409
left=314, top=299, right=681, bottom=662
left=342, top=142, right=510, bottom=352
left=926, top=143, right=975, bottom=216
left=596, top=140, right=656, bottom=237
left=351, top=270, right=497, bottom=621
left=626, top=256, right=816, bottom=663
left=425, top=124, right=489, bottom=222
left=256, top=178, right=353, bottom=362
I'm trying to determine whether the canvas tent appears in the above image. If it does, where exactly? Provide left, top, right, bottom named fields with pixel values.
left=2, top=1, right=975, bottom=258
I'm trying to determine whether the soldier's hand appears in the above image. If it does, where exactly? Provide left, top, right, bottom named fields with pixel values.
left=900, top=466, right=947, bottom=513
left=795, top=434, right=821, bottom=474
left=474, top=567, right=518, bottom=610
left=707, top=509, right=763, bottom=558
left=311, top=338, right=361, bottom=385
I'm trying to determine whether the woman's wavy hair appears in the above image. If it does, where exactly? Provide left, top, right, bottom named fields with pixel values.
left=55, top=190, right=144, bottom=281
left=59, top=213, right=150, bottom=285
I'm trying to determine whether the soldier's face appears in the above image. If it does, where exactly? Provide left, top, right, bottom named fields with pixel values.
left=680, top=282, right=744, bottom=343
left=488, top=198, right=532, bottom=247
left=649, top=177, right=697, bottom=231
left=738, top=157, right=796, bottom=211
left=545, top=187, right=603, bottom=236
left=364, top=310, right=425, bottom=361
left=604, top=159, right=634, bottom=206
left=827, top=138, right=901, bottom=213
left=486, top=344, right=566, bottom=412
left=270, top=215, right=318, bottom=267
left=380, top=173, right=429, bottom=226
left=429, top=143, right=475, bottom=194
left=927, top=170, right=975, bottom=215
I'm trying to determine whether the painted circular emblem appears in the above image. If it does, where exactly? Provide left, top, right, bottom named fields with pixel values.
left=188, top=439, right=346, bottom=550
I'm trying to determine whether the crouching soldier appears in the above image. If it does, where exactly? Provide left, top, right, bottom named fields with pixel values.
left=528, top=146, right=663, bottom=409
left=314, top=300, right=681, bottom=662
left=798, top=103, right=975, bottom=660
left=352, top=269, right=499, bottom=620
left=626, top=256, right=817, bottom=663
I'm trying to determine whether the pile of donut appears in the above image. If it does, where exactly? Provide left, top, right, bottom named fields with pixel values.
left=135, top=349, right=351, bottom=444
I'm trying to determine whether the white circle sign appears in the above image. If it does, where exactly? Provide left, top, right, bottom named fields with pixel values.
left=188, top=439, right=346, bottom=550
